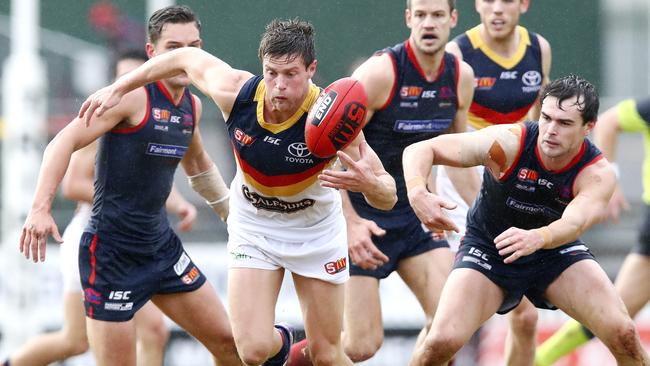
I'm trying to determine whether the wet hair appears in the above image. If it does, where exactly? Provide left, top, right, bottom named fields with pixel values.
left=406, top=0, right=456, bottom=12
left=258, top=18, right=316, bottom=69
left=540, top=74, right=599, bottom=124
left=147, top=5, right=201, bottom=44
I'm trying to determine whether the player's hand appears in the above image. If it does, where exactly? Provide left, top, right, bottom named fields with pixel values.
left=407, top=186, right=459, bottom=233
left=494, top=227, right=544, bottom=264
left=346, top=216, right=388, bottom=270
left=78, top=84, right=123, bottom=127
left=20, top=210, right=63, bottom=262
left=319, top=142, right=377, bottom=193
left=174, top=201, right=197, bottom=232
left=606, top=184, right=630, bottom=222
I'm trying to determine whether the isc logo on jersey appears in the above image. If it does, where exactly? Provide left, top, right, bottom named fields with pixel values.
left=309, top=90, right=337, bottom=127
left=500, top=71, right=518, bottom=79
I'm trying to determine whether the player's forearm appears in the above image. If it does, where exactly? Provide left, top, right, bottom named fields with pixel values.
left=593, top=116, right=619, bottom=161
left=537, top=208, right=604, bottom=249
left=403, top=140, right=435, bottom=195
left=361, top=172, right=396, bottom=211
left=31, top=136, right=76, bottom=213
left=340, top=189, right=361, bottom=221
left=114, top=48, right=198, bottom=95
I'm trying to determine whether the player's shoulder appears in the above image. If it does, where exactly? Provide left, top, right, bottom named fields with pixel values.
left=351, top=52, right=395, bottom=98
left=111, top=85, right=147, bottom=119
left=534, top=33, right=551, bottom=54
left=445, top=41, right=464, bottom=61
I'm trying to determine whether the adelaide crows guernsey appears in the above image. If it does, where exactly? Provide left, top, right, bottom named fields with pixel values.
left=349, top=40, right=459, bottom=228
left=455, top=25, right=543, bottom=129
left=87, top=81, right=196, bottom=254
left=466, top=121, right=603, bottom=262
left=227, top=76, right=341, bottom=242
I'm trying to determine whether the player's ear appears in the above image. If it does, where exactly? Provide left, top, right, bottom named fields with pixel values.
left=450, top=8, right=458, bottom=28
left=584, top=119, right=596, bottom=136
left=307, top=59, right=317, bottom=78
left=520, top=0, right=530, bottom=14
left=145, top=43, right=156, bottom=59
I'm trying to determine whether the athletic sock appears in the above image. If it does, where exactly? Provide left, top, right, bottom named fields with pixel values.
left=535, top=319, right=594, bottom=366
left=264, top=324, right=293, bottom=366
left=288, top=338, right=312, bottom=366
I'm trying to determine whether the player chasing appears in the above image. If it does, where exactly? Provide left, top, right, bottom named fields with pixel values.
left=403, top=74, right=649, bottom=366
left=436, top=0, right=552, bottom=364
left=19, top=5, right=241, bottom=366
left=536, top=97, right=650, bottom=366
left=289, top=1, right=475, bottom=364
left=78, top=18, right=396, bottom=366
left=2, top=48, right=201, bottom=366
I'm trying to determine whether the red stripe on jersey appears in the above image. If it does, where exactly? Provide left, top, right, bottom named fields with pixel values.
left=469, top=102, right=533, bottom=124
left=232, top=146, right=329, bottom=187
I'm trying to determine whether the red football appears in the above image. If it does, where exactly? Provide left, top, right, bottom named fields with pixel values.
left=306, top=77, right=368, bottom=158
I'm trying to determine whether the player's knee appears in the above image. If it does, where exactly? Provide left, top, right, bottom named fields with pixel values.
left=509, top=306, right=538, bottom=336
left=604, top=319, right=643, bottom=359
left=420, top=331, right=463, bottom=363
left=309, top=345, right=340, bottom=366
left=343, top=332, right=383, bottom=362
left=62, top=337, right=90, bottom=358
left=235, top=339, right=274, bottom=366
left=137, top=321, right=169, bottom=349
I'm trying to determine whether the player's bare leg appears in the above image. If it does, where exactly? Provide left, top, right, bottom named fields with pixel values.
left=397, top=248, right=453, bottom=352
left=504, top=298, right=538, bottom=366
left=293, top=273, right=353, bottom=366
left=133, top=301, right=169, bottom=366
left=409, top=268, right=505, bottom=366
left=546, top=260, right=649, bottom=365
left=6, top=292, right=89, bottom=366
left=86, top=318, right=137, bottom=366
left=341, top=276, right=382, bottom=362
left=227, top=268, right=285, bottom=365
left=153, top=282, right=242, bottom=365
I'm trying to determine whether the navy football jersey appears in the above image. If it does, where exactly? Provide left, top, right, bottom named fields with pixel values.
left=466, top=121, right=603, bottom=262
left=87, top=81, right=196, bottom=254
left=349, top=40, right=459, bottom=227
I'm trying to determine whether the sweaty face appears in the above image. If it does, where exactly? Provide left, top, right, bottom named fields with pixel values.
left=476, top=0, right=528, bottom=40
left=148, top=22, right=202, bottom=87
left=262, top=54, right=316, bottom=116
left=406, top=0, right=457, bottom=56
left=537, top=95, right=593, bottom=162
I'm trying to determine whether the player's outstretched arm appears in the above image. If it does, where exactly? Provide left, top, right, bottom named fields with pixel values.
left=495, top=159, right=616, bottom=264
left=403, top=124, right=522, bottom=232
left=320, top=134, right=397, bottom=211
left=22, top=90, right=142, bottom=262
left=79, top=47, right=253, bottom=124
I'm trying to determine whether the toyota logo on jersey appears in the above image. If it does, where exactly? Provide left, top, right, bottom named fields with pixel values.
left=288, top=142, right=311, bottom=158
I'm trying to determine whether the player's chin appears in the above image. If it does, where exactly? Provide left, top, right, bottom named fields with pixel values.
left=171, top=75, right=192, bottom=87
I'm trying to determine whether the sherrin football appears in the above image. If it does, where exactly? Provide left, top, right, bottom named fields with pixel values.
left=305, top=77, right=368, bottom=158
